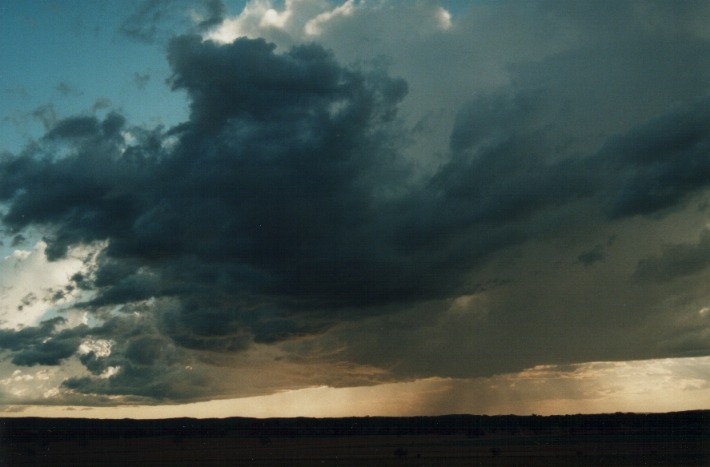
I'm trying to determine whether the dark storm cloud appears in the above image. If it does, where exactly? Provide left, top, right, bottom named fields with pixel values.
left=10, top=336, right=82, bottom=367
left=391, top=88, right=597, bottom=270
left=149, top=35, right=412, bottom=311
left=0, top=309, right=208, bottom=401
left=0, top=318, right=65, bottom=351
left=0, top=112, right=148, bottom=261
left=577, top=245, right=604, bottom=266
left=635, top=229, right=710, bottom=282
left=0, top=36, right=415, bottom=392
left=44, top=116, right=101, bottom=140
left=599, top=96, right=710, bottom=218
left=63, top=321, right=202, bottom=401
left=4, top=0, right=710, bottom=402
left=0, top=318, right=85, bottom=366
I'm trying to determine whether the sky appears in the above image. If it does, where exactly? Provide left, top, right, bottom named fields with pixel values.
left=1, top=0, right=710, bottom=418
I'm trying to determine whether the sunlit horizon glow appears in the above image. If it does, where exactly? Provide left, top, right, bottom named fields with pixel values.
left=3, top=356, right=709, bottom=418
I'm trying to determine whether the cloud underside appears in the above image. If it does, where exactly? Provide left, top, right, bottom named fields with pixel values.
left=2, top=0, right=710, bottom=404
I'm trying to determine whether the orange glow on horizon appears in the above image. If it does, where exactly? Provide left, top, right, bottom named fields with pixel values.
left=3, top=356, right=709, bottom=419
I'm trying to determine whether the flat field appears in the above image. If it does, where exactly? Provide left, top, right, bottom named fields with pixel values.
left=2, top=412, right=708, bottom=466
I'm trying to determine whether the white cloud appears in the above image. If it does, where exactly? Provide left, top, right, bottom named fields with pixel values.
left=304, top=0, right=356, bottom=36
left=0, top=363, right=65, bottom=403
left=208, top=0, right=331, bottom=45
left=0, top=241, right=85, bottom=330
left=78, top=339, right=113, bottom=358
left=437, top=7, right=451, bottom=29
left=260, top=5, right=292, bottom=29
left=98, top=366, right=120, bottom=379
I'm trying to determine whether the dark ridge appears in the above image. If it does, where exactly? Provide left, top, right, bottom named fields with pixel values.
left=2, top=410, right=708, bottom=442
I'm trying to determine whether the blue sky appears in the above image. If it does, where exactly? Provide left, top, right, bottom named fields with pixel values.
left=1, top=0, right=710, bottom=418
left=1, top=1, right=188, bottom=154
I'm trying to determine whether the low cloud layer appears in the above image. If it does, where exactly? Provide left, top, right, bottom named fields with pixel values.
left=2, top=0, right=710, bottom=406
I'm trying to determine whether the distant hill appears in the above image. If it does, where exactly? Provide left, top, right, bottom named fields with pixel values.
left=2, top=410, right=708, bottom=442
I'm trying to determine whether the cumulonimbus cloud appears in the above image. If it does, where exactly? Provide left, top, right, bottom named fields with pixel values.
left=2, top=0, right=710, bottom=404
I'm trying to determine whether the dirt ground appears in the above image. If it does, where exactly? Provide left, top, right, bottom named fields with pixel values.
left=3, top=431, right=708, bottom=466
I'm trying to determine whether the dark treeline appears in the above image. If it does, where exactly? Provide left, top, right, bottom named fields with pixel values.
left=1, top=410, right=708, bottom=444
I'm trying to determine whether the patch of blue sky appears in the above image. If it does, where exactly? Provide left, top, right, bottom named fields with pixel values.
left=0, top=1, right=189, bottom=154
